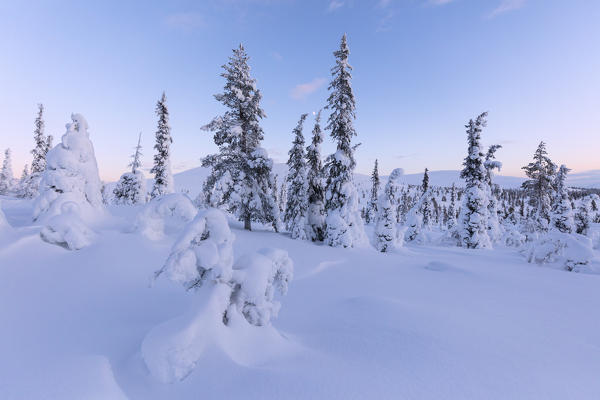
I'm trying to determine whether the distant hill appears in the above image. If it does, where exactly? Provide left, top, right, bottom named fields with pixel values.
left=172, top=165, right=600, bottom=197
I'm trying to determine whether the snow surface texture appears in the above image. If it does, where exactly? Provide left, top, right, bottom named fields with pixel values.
left=32, top=113, right=104, bottom=223
left=134, top=193, right=197, bottom=240
left=1, top=197, right=600, bottom=399
left=143, top=209, right=294, bottom=383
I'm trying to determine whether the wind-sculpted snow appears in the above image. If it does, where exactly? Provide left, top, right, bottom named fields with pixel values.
left=143, top=208, right=294, bottom=382
left=135, top=193, right=197, bottom=240
left=40, top=202, right=95, bottom=250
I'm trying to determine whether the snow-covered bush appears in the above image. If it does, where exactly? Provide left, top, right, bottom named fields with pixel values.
left=135, top=193, right=197, bottom=240
left=40, top=202, right=95, bottom=250
left=374, top=168, right=404, bottom=252
left=143, top=209, right=294, bottom=382
left=525, top=231, right=594, bottom=272
left=502, top=225, right=526, bottom=248
left=113, top=171, right=146, bottom=205
left=33, top=114, right=104, bottom=223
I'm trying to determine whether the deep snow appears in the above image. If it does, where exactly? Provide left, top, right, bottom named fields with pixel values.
left=1, top=196, right=600, bottom=399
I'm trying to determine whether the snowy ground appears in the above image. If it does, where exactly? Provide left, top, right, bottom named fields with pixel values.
left=1, top=197, right=600, bottom=399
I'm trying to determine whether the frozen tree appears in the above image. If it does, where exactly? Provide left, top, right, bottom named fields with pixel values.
left=421, top=168, right=431, bottom=227
left=550, top=165, right=574, bottom=233
left=33, top=114, right=104, bottom=223
left=284, top=114, right=309, bottom=240
left=0, top=149, right=14, bottom=195
left=484, top=144, right=503, bottom=241
left=446, top=183, right=458, bottom=231
left=114, top=132, right=147, bottom=205
left=144, top=208, right=293, bottom=383
left=374, top=168, right=403, bottom=252
left=305, top=110, right=326, bottom=241
left=202, top=45, right=278, bottom=231
left=521, top=141, right=556, bottom=232
left=574, top=201, right=590, bottom=236
left=365, top=159, right=380, bottom=224
left=278, top=177, right=287, bottom=214
left=457, top=112, right=492, bottom=249
left=30, top=104, right=48, bottom=174
left=150, top=92, right=174, bottom=199
left=322, top=34, right=367, bottom=248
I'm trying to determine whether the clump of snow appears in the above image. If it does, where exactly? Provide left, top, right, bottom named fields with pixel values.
left=525, top=231, right=595, bottom=272
left=33, top=113, right=104, bottom=223
left=143, top=208, right=294, bottom=382
left=135, top=193, right=197, bottom=240
left=40, top=202, right=95, bottom=250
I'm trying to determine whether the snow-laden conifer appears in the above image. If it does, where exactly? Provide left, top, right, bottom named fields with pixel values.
left=322, top=34, right=366, bottom=248
left=150, top=92, right=174, bottom=199
left=446, top=183, right=458, bottom=231
left=374, top=168, right=403, bottom=252
left=484, top=144, right=503, bottom=241
left=284, top=114, right=309, bottom=240
left=114, top=132, right=147, bottom=205
left=421, top=168, right=431, bottom=227
left=574, top=200, right=591, bottom=236
left=521, top=141, right=556, bottom=232
left=33, top=114, right=104, bottom=223
left=0, top=149, right=14, bottom=195
left=550, top=164, right=574, bottom=233
left=365, top=159, right=380, bottom=224
left=202, top=45, right=278, bottom=231
left=457, top=112, right=492, bottom=249
left=305, top=111, right=326, bottom=241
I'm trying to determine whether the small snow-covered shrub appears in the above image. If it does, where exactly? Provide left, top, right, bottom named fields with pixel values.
left=40, top=202, right=94, bottom=250
left=502, top=226, right=526, bottom=248
left=135, top=193, right=197, bottom=240
left=113, top=171, right=146, bottom=205
left=143, top=209, right=294, bottom=382
left=525, top=231, right=594, bottom=272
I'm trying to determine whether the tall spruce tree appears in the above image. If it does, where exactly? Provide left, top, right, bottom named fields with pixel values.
left=322, top=34, right=366, bottom=247
left=521, top=141, right=556, bottom=232
left=374, top=168, right=403, bottom=252
left=421, top=168, right=431, bottom=226
left=446, top=183, right=458, bottom=231
left=366, top=159, right=380, bottom=224
left=0, top=149, right=14, bottom=194
left=284, top=114, right=309, bottom=240
left=550, top=164, right=574, bottom=233
left=31, top=104, right=47, bottom=174
left=113, top=132, right=147, bottom=205
left=484, top=144, right=503, bottom=241
left=457, top=112, right=492, bottom=249
left=150, top=92, right=174, bottom=199
left=305, top=110, right=326, bottom=241
left=202, top=44, right=278, bottom=231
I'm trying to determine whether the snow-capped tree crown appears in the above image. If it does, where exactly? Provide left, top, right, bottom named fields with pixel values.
left=150, top=92, right=174, bottom=198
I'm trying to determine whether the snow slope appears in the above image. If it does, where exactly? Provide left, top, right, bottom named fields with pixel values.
left=1, top=197, right=600, bottom=399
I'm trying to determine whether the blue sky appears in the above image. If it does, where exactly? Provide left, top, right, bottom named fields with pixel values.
left=0, top=0, right=598, bottom=180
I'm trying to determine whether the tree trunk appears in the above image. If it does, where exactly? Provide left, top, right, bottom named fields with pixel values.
left=244, top=217, right=251, bottom=231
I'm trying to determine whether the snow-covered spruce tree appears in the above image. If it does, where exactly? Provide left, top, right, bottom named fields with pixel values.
left=143, top=208, right=293, bottom=383
left=113, top=132, right=147, bottom=205
left=322, top=34, right=367, bottom=248
left=278, top=179, right=287, bottom=214
left=365, top=159, right=380, bottom=224
left=421, top=168, right=431, bottom=227
left=202, top=44, right=279, bottom=231
left=550, top=164, right=574, bottom=233
left=446, top=183, right=458, bottom=231
left=484, top=144, right=503, bottom=242
left=284, top=114, right=309, bottom=240
left=33, top=114, right=104, bottom=222
left=24, top=104, right=51, bottom=198
left=374, top=168, right=404, bottom=252
left=521, top=141, right=556, bottom=233
left=305, top=110, right=326, bottom=242
left=16, top=164, right=30, bottom=198
left=575, top=200, right=591, bottom=235
left=0, top=149, right=14, bottom=195
left=150, top=92, right=174, bottom=199
left=457, top=112, right=492, bottom=249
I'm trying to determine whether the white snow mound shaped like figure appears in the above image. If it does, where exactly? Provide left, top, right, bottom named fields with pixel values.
left=142, top=208, right=295, bottom=383
left=40, top=202, right=95, bottom=250
left=135, top=193, right=197, bottom=240
left=33, top=113, right=104, bottom=223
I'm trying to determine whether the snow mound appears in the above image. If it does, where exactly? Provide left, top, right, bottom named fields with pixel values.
left=526, top=231, right=595, bottom=272
left=135, top=193, right=197, bottom=240
left=40, top=202, right=95, bottom=250
left=143, top=209, right=295, bottom=383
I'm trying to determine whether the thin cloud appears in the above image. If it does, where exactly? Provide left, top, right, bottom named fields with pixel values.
left=488, top=0, right=526, bottom=18
left=290, top=78, right=326, bottom=100
left=429, top=0, right=454, bottom=5
left=328, top=0, right=344, bottom=12
left=164, top=12, right=205, bottom=31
